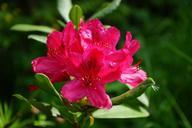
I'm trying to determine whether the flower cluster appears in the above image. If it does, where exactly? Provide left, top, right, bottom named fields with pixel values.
left=32, top=19, right=147, bottom=109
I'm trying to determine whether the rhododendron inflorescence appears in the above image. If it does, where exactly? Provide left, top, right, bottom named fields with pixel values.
left=32, top=19, right=147, bottom=109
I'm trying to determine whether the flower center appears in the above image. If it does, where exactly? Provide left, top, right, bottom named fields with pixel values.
left=80, top=75, right=101, bottom=87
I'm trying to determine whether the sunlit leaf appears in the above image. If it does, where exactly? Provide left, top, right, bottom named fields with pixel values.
left=34, top=114, right=55, bottom=127
left=51, top=107, right=61, bottom=117
left=92, top=105, right=149, bottom=118
left=69, top=5, right=83, bottom=28
left=57, top=0, right=72, bottom=22
left=137, top=93, right=149, bottom=107
left=90, top=0, right=121, bottom=19
left=28, top=35, right=47, bottom=44
left=11, top=24, right=53, bottom=33
left=34, top=120, right=55, bottom=127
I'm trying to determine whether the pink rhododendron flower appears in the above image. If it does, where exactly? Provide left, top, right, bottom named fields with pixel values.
left=79, top=19, right=147, bottom=87
left=119, top=32, right=147, bottom=86
left=32, top=22, right=81, bottom=83
left=32, top=19, right=147, bottom=109
left=61, top=48, right=122, bottom=109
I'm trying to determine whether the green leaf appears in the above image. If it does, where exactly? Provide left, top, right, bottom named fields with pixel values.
left=34, top=120, right=55, bottom=127
left=11, top=24, right=53, bottom=33
left=51, top=107, right=61, bottom=117
left=34, top=114, right=55, bottom=127
left=30, top=100, right=52, bottom=115
left=106, top=81, right=127, bottom=93
left=137, top=93, right=149, bottom=107
left=69, top=5, right=83, bottom=28
left=28, top=35, right=47, bottom=44
left=107, top=80, right=150, bottom=107
left=126, top=83, right=149, bottom=107
left=90, top=0, right=121, bottom=19
left=57, top=20, right=66, bottom=27
left=0, top=102, right=13, bottom=127
left=13, top=94, right=30, bottom=104
left=92, top=105, right=149, bottom=118
left=13, top=94, right=61, bottom=117
left=35, top=73, right=63, bottom=102
left=57, top=0, right=72, bottom=22
left=111, top=78, right=155, bottom=105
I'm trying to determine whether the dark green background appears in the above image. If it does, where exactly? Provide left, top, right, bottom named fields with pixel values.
left=0, top=0, right=192, bottom=127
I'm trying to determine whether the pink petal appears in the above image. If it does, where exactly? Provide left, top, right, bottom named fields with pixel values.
left=47, top=31, right=63, bottom=49
left=100, top=67, right=121, bottom=84
left=32, top=57, right=69, bottom=83
left=47, top=31, right=64, bottom=57
left=123, top=32, right=140, bottom=55
left=63, top=22, right=76, bottom=46
left=100, top=51, right=133, bottom=83
left=79, top=28, right=93, bottom=49
left=61, top=80, right=86, bottom=102
left=63, top=22, right=83, bottom=53
left=79, top=19, right=120, bottom=51
left=119, top=66, right=147, bottom=87
left=87, top=84, right=112, bottom=109
left=106, top=50, right=133, bottom=68
left=103, top=27, right=120, bottom=50
left=47, top=31, right=65, bottom=58
left=64, top=54, right=82, bottom=78
left=80, top=48, right=104, bottom=75
left=69, top=36, right=83, bottom=53
left=79, top=19, right=103, bottom=49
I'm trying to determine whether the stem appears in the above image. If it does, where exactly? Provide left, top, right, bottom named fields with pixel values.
left=111, top=78, right=155, bottom=105
left=81, top=115, right=87, bottom=128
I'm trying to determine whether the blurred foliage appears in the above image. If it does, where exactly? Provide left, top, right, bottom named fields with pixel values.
left=0, top=102, right=31, bottom=128
left=0, top=0, right=192, bottom=127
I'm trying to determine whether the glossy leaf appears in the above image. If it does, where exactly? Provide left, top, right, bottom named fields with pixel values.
left=57, top=0, right=72, bottom=22
left=35, top=73, right=63, bottom=102
left=90, top=0, right=121, bottom=19
left=92, top=105, right=149, bottom=118
left=137, top=93, right=149, bottom=107
left=112, top=78, right=155, bottom=105
left=126, top=84, right=149, bottom=107
left=69, top=5, right=83, bottom=28
left=11, top=24, right=53, bottom=33
left=28, top=35, right=47, bottom=44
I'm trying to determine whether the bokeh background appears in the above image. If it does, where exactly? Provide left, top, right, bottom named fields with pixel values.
left=0, top=0, right=192, bottom=127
